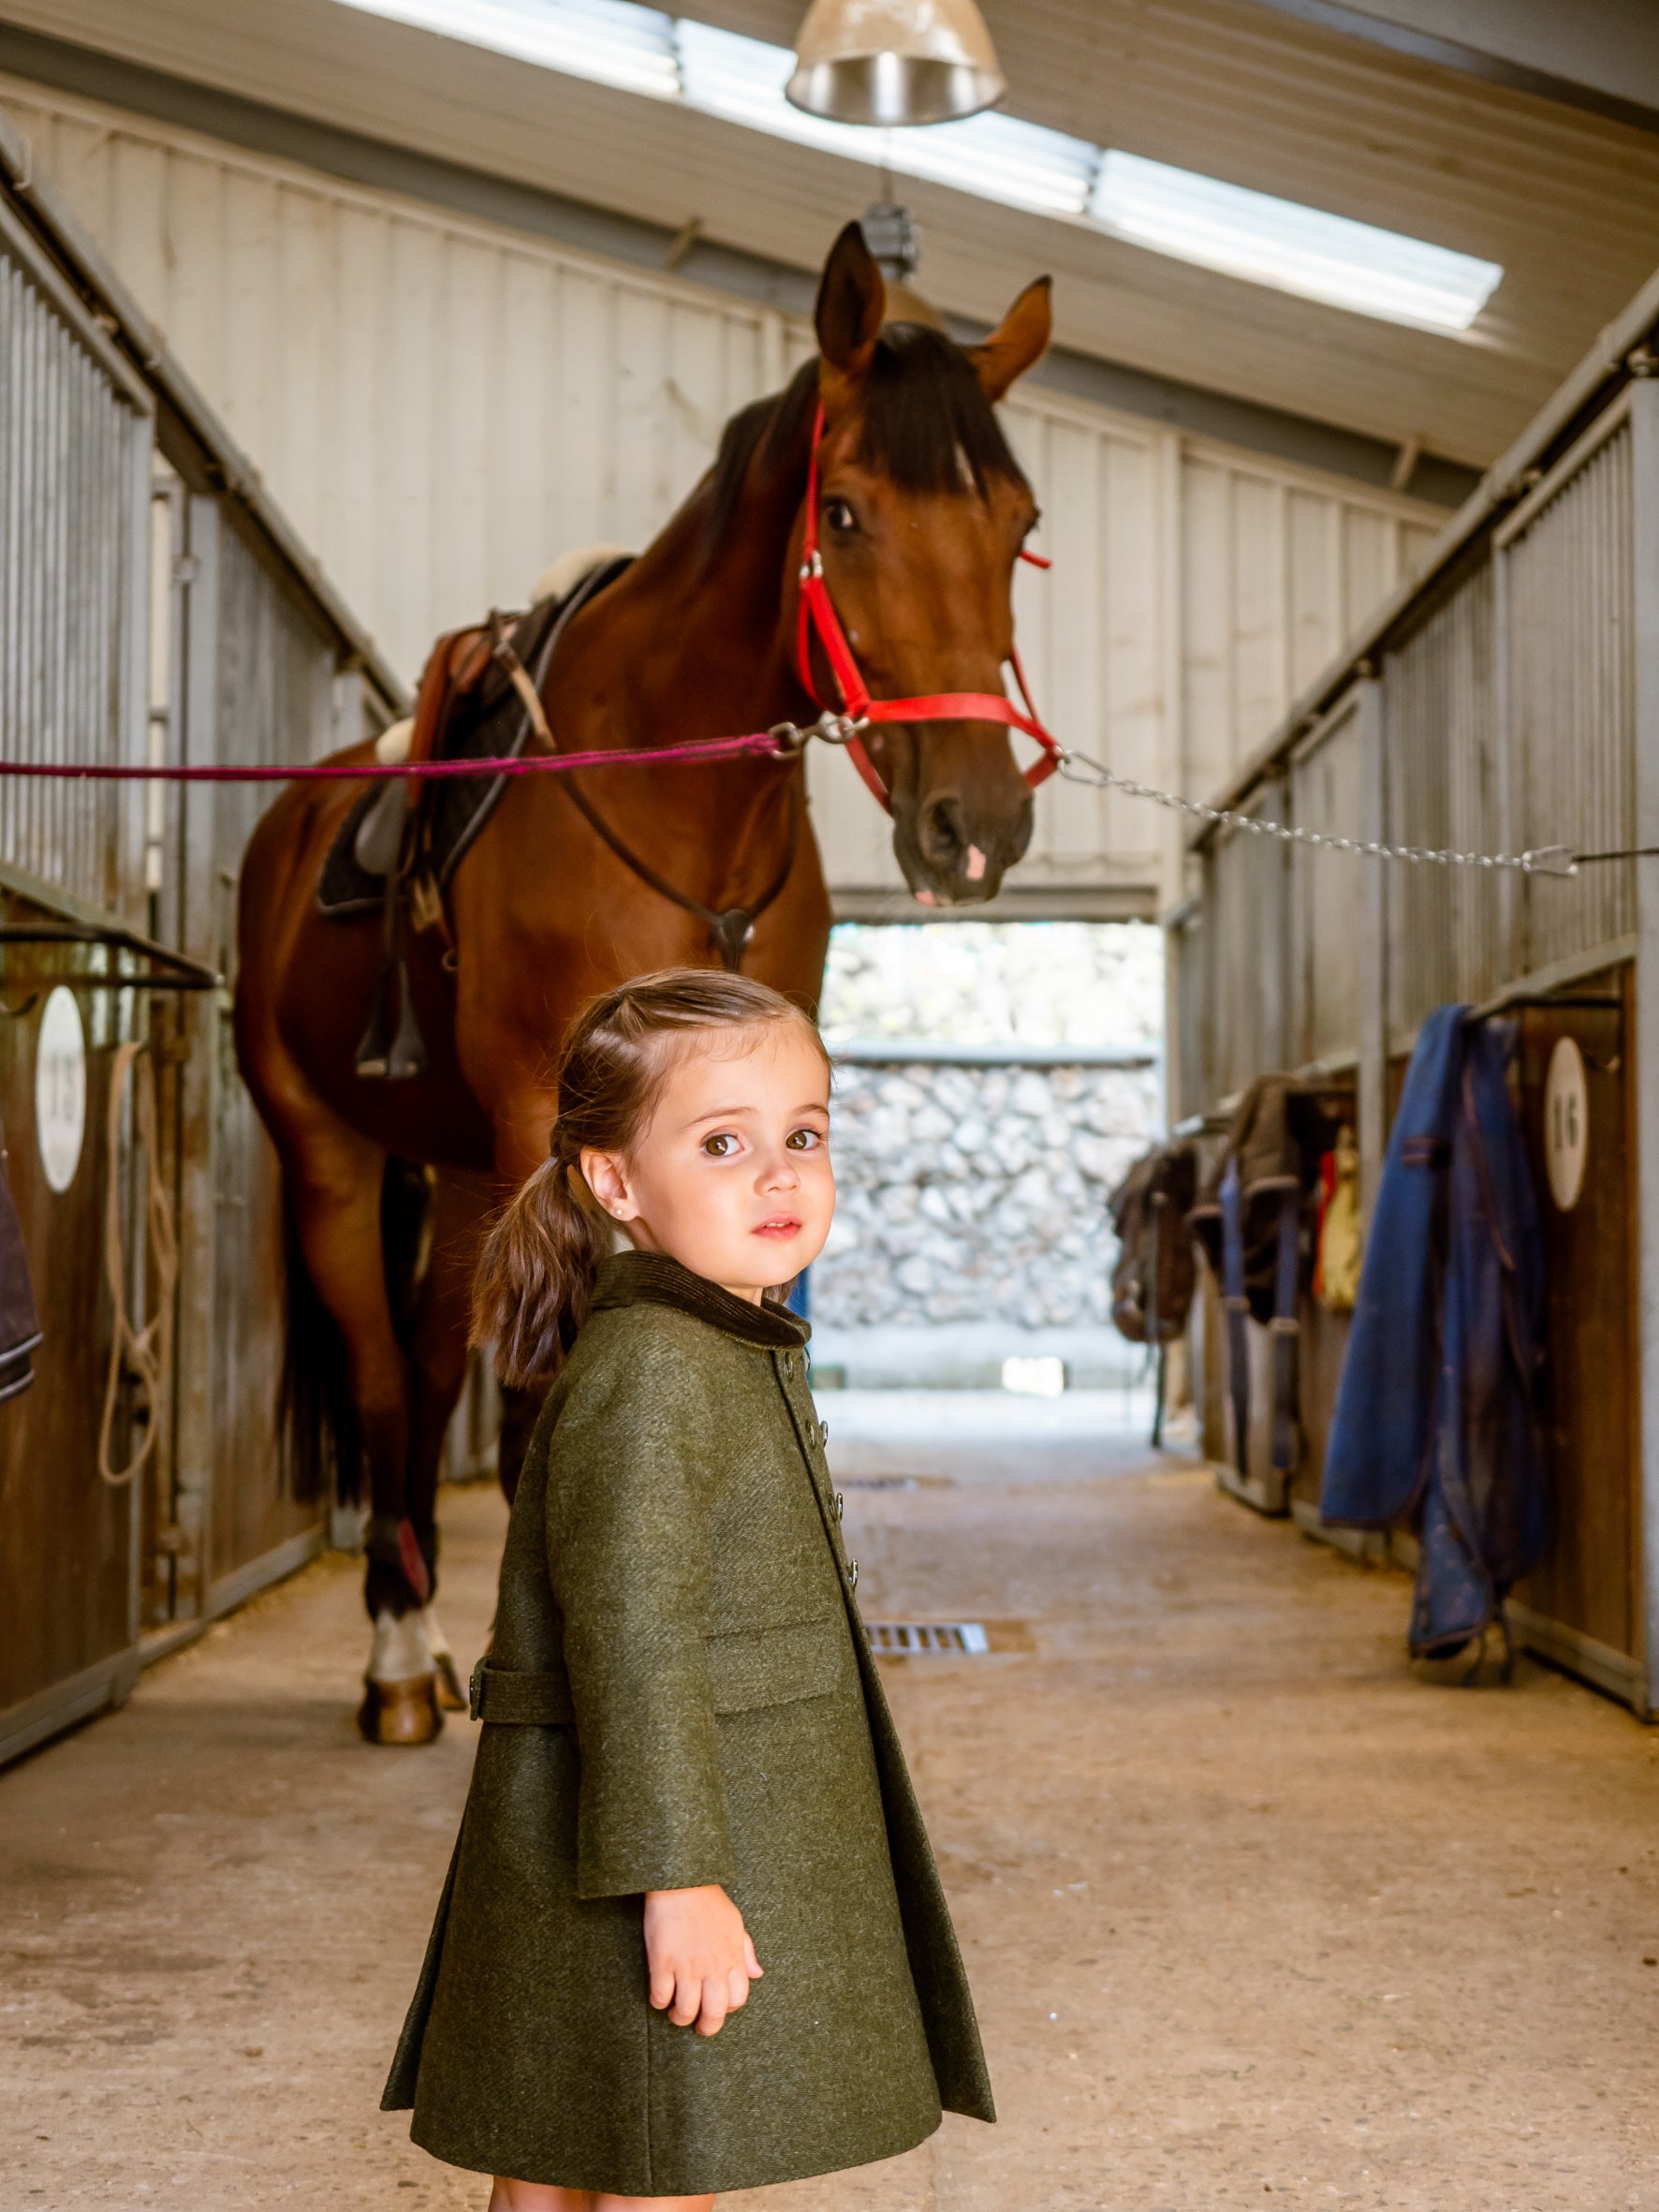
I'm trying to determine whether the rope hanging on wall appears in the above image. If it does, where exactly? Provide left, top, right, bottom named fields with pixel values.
left=97, top=1040, right=178, bottom=1489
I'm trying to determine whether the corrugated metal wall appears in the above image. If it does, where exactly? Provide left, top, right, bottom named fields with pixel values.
left=1501, top=408, right=1637, bottom=980
left=0, top=133, right=403, bottom=1763
left=1175, top=334, right=1659, bottom=1714
left=0, top=192, right=148, bottom=917
left=1203, top=781, right=1287, bottom=1103
left=1383, top=565, right=1499, bottom=1037
left=1287, top=698, right=1362, bottom=1068
left=0, top=183, right=151, bottom=1758
left=0, top=73, right=1442, bottom=909
left=1182, top=450, right=1433, bottom=815
left=1197, top=399, right=1642, bottom=1079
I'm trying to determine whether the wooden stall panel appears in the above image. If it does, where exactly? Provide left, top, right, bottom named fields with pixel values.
left=0, top=925, right=138, bottom=1732
left=1511, top=977, right=1638, bottom=1697
left=1203, top=786, right=1287, bottom=1104
left=1289, top=700, right=1362, bottom=1069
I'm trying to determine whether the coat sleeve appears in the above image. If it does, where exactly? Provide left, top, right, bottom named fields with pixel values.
left=542, top=1326, right=736, bottom=1900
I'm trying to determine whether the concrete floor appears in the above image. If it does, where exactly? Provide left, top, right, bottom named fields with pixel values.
left=823, top=1386, right=1159, bottom=1482
left=5, top=1406, right=1659, bottom=2210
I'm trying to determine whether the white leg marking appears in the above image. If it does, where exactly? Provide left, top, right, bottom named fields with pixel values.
left=367, top=1607, right=433, bottom=1685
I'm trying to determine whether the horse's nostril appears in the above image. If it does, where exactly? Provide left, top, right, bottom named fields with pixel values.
left=925, top=798, right=967, bottom=863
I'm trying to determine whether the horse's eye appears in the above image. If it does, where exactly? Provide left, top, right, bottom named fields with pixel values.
left=823, top=498, right=858, bottom=536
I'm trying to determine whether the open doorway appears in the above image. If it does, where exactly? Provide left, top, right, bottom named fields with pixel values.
left=812, top=921, right=1165, bottom=1443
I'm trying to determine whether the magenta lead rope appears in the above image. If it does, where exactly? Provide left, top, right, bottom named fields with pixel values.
left=0, top=730, right=785, bottom=782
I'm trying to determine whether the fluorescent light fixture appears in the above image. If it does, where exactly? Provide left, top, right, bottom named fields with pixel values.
left=343, top=0, right=680, bottom=98
left=880, top=107, right=1095, bottom=218
left=1093, top=150, right=1502, bottom=332
left=332, top=0, right=1504, bottom=332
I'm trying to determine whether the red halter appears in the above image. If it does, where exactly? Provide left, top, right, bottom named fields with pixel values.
left=795, top=402, right=1063, bottom=814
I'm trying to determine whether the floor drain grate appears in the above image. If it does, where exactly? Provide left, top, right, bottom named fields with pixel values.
left=865, top=1621, right=991, bottom=1656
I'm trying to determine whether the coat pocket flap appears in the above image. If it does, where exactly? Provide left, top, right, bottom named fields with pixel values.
left=704, top=1615, right=844, bottom=1714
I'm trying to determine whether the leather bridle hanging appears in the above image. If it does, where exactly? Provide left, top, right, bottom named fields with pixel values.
left=794, top=401, right=1064, bottom=815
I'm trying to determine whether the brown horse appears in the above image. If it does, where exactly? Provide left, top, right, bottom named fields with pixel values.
left=233, top=222, right=1051, bottom=1742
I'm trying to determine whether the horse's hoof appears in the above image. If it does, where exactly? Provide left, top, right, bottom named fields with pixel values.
left=432, top=1648, right=467, bottom=1712
left=358, top=1674, right=444, bottom=1746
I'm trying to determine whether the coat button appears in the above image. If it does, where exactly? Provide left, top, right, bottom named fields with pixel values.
left=833, top=1491, right=844, bottom=1522
left=848, top=1560, right=859, bottom=1590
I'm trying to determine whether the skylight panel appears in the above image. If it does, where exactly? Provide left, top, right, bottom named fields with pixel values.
left=675, top=19, right=864, bottom=156
left=1092, top=151, right=1503, bottom=333
left=343, top=0, right=679, bottom=100
left=331, top=0, right=1505, bottom=334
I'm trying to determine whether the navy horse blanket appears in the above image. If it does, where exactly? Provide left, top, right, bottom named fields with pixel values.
left=1322, top=1003, right=1549, bottom=1659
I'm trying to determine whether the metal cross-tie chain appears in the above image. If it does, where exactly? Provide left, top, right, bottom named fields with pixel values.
left=1053, top=748, right=1579, bottom=877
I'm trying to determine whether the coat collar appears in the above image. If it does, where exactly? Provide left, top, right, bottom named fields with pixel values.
left=590, top=1250, right=810, bottom=1350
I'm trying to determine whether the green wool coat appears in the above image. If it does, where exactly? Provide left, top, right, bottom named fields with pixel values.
left=383, top=1250, right=993, bottom=2196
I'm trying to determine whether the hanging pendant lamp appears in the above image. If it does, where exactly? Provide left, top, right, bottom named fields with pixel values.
left=786, top=0, right=1007, bottom=127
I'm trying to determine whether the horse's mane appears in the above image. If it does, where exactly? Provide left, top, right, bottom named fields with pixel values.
left=700, top=323, right=1028, bottom=556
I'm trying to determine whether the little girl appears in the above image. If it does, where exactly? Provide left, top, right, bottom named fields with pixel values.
left=382, top=969, right=993, bottom=2209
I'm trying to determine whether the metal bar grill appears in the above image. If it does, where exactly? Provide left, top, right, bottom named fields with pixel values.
left=1505, top=418, right=1636, bottom=974
left=0, top=220, right=146, bottom=914
left=864, top=1621, right=991, bottom=1656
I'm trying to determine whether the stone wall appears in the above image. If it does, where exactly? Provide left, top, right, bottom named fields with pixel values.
left=814, top=921, right=1166, bottom=1333
left=815, top=1056, right=1162, bottom=1329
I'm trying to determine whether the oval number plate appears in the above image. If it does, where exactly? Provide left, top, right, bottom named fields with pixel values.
left=35, top=985, right=87, bottom=1195
left=1543, top=1034, right=1588, bottom=1213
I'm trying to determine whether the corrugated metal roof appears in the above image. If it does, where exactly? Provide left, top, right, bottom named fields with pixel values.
left=7, top=0, right=1659, bottom=465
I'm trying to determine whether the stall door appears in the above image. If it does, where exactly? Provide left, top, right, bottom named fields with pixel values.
left=1511, top=975, right=1638, bottom=1703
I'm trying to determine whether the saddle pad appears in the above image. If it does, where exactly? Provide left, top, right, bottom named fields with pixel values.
left=316, top=557, right=633, bottom=920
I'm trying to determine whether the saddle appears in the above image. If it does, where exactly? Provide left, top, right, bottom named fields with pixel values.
left=1107, top=1143, right=1197, bottom=1347
left=318, top=555, right=632, bottom=1079
left=1107, top=1141, right=1197, bottom=1448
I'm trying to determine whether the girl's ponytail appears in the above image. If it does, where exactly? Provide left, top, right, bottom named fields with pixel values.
left=474, top=966, right=830, bottom=1389
left=471, top=1149, right=607, bottom=1389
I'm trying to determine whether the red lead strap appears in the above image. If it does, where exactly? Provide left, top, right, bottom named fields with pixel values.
left=795, top=402, right=1063, bottom=815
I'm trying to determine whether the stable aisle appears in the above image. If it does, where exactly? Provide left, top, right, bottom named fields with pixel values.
left=3, top=1423, right=1656, bottom=2209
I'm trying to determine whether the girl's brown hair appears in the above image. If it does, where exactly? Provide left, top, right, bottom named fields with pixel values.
left=473, top=968, right=829, bottom=1388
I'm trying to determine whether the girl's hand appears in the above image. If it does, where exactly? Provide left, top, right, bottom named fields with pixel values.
left=643, top=1884, right=763, bottom=2036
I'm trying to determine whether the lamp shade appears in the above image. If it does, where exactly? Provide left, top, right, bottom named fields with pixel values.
left=786, top=0, right=1006, bottom=127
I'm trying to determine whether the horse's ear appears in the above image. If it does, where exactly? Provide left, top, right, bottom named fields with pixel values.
left=815, top=221, right=886, bottom=384
left=970, top=277, right=1052, bottom=401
